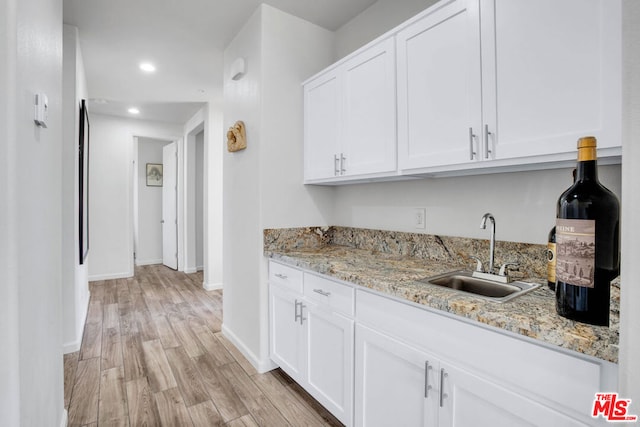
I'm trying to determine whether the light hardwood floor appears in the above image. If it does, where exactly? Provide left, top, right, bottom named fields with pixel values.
left=64, top=265, right=343, bottom=427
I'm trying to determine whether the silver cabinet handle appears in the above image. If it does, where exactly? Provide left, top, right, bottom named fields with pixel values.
left=468, top=127, right=477, bottom=160
left=439, top=368, right=448, bottom=407
left=340, top=153, right=346, bottom=175
left=294, top=299, right=302, bottom=323
left=334, top=154, right=340, bottom=176
left=274, top=273, right=288, bottom=280
left=484, top=124, right=492, bottom=159
left=313, top=289, right=331, bottom=297
left=294, top=300, right=306, bottom=325
left=424, top=361, right=432, bottom=398
left=299, top=303, right=306, bottom=325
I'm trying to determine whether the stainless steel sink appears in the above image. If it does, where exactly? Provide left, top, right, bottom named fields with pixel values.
left=419, top=270, right=540, bottom=303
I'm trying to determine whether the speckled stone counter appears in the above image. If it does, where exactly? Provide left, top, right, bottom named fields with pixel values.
left=264, top=227, right=620, bottom=363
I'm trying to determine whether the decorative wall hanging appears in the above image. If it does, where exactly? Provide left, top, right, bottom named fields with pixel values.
left=146, top=163, right=163, bottom=187
left=227, top=120, right=247, bottom=152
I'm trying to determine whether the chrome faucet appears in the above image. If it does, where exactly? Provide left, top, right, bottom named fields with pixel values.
left=480, top=213, right=496, bottom=274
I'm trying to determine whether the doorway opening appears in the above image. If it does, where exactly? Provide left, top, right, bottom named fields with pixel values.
left=133, top=136, right=177, bottom=269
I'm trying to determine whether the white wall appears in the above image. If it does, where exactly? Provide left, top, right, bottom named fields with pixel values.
left=195, top=130, right=204, bottom=269
left=1, top=0, right=65, bottom=424
left=62, top=25, right=90, bottom=353
left=333, top=166, right=621, bottom=244
left=0, top=2, right=21, bottom=424
left=89, top=114, right=182, bottom=280
left=204, top=104, right=224, bottom=289
left=334, top=0, right=437, bottom=59
left=619, top=0, right=640, bottom=404
left=222, top=4, right=335, bottom=370
left=136, top=137, right=172, bottom=265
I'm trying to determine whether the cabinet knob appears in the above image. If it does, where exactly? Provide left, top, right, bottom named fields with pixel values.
left=275, top=273, right=288, bottom=280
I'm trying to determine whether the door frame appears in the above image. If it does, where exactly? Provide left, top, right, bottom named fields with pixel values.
left=131, top=134, right=182, bottom=271
left=182, top=120, right=205, bottom=274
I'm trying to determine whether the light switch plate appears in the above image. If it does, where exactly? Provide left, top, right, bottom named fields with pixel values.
left=413, top=208, right=426, bottom=229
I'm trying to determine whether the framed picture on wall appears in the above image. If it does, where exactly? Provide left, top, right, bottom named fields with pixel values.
left=146, top=163, right=163, bottom=187
left=78, top=99, right=90, bottom=265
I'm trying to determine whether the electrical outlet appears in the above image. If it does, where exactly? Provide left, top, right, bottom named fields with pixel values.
left=413, top=208, right=426, bottom=229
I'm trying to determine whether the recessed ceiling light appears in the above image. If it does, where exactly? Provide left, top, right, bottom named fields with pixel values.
left=128, top=107, right=140, bottom=115
left=139, top=62, right=156, bottom=73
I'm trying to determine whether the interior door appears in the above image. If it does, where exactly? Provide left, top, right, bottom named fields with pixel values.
left=162, top=142, right=178, bottom=270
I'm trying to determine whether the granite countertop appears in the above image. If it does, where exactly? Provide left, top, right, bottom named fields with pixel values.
left=264, top=232, right=619, bottom=364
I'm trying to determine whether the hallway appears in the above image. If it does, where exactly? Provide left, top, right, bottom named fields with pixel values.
left=64, top=265, right=342, bottom=426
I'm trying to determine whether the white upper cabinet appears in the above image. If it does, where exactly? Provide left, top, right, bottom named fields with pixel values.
left=482, top=0, right=622, bottom=161
left=342, top=38, right=397, bottom=177
left=397, top=0, right=482, bottom=170
left=303, top=37, right=397, bottom=183
left=304, top=0, right=621, bottom=181
left=396, top=0, right=621, bottom=174
left=304, top=70, right=341, bottom=181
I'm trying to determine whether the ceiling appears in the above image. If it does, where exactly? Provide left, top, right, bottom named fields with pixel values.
left=63, top=0, right=377, bottom=124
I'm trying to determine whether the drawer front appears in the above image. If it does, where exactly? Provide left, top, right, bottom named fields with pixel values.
left=269, top=261, right=303, bottom=293
left=304, top=272, right=354, bottom=317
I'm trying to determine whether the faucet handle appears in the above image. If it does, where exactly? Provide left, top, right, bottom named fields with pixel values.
left=469, top=256, right=484, bottom=272
left=499, top=262, right=519, bottom=277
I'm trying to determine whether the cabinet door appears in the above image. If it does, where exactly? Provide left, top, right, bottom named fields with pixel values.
left=342, top=38, right=397, bottom=176
left=397, top=0, right=482, bottom=171
left=269, top=284, right=306, bottom=382
left=305, top=302, right=354, bottom=426
left=481, top=0, right=621, bottom=160
left=355, top=324, right=438, bottom=427
left=438, top=362, right=589, bottom=427
left=304, top=70, right=341, bottom=181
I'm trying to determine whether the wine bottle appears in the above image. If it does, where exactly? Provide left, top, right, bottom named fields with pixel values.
left=548, top=169, right=576, bottom=291
left=547, top=226, right=556, bottom=290
left=555, top=136, right=619, bottom=326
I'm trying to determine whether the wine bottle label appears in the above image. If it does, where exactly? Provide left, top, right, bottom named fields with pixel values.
left=547, top=242, right=556, bottom=283
left=556, top=218, right=596, bottom=288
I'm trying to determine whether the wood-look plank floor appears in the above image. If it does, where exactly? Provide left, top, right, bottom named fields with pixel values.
left=64, top=265, right=343, bottom=427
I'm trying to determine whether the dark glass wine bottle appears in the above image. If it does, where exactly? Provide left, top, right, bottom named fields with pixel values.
left=547, top=226, right=556, bottom=290
left=555, top=137, right=619, bottom=326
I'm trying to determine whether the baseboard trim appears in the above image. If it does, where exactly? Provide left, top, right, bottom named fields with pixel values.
left=63, top=290, right=90, bottom=354
left=60, top=408, right=68, bottom=427
left=88, top=271, right=132, bottom=281
left=221, top=324, right=277, bottom=374
left=135, top=259, right=162, bottom=266
left=63, top=339, right=81, bottom=354
left=203, top=282, right=223, bottom=291
left=184, top=267, right=198, bottom=274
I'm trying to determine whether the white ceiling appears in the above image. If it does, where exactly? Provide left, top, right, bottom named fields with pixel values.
left=63, top=0, right=377, bottom=124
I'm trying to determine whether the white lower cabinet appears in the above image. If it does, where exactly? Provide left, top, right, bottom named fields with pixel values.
left=355, top=322, right=589, bottom=427
left=438, top=362, right=588, bottom=427
left=269, top=263, right=354, bottom=426
left=269, top=261, right=616, bottom=427
left=305, top=301, right=354, bottom=424
left=269, top=284, right=306, bottom=382
left=355, top=324, right=438, bottom=427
